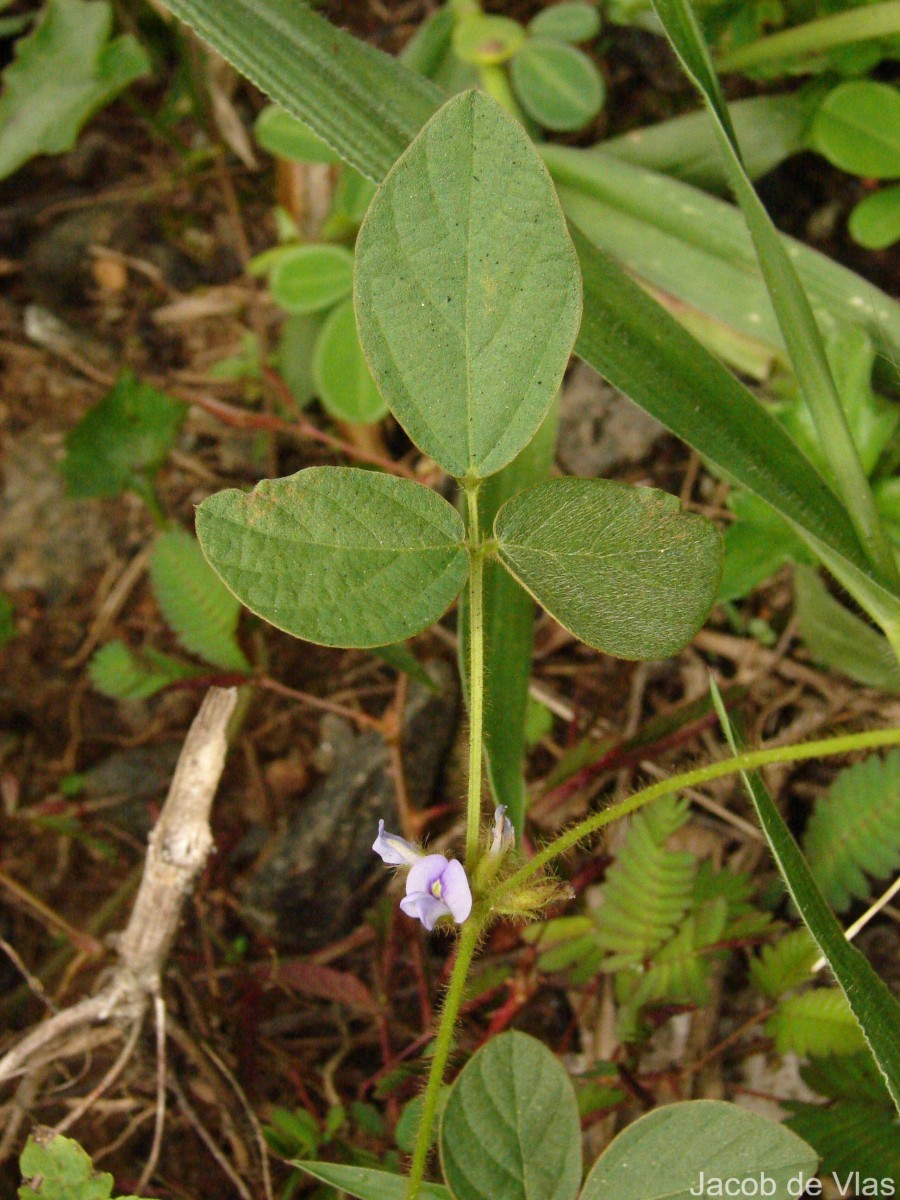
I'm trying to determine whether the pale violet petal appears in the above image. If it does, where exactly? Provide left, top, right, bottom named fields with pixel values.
left=490, top=805, right=515, bottom=856
left=372, top=819, right=423, bottom=866
left=400, top=891, right=451, bottom=931
left=406, top=854, right=449, bottom=895
left=439, top=859, right=473, bottom=924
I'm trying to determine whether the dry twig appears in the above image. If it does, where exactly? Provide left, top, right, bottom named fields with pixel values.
left=0, top=688, right=238, bottom=1173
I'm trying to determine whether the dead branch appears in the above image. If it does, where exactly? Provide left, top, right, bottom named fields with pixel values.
left=0, top=687, right=238, bottom=1093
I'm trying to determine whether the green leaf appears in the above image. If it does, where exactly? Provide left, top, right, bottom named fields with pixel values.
left=543, top=145, right=900, bottom=389
left=157, top=0, right=899, bottom=638
left=767, top=989, right=868, bottom=1057
left=580, top=1100, right=818, bottom=1200
left=254, top=104, right=341, bottom=163
left=510, top=40, right=604, bottom=132
left=458, top=401, right=558, bottom=835
left=567, top=224, right=873, bottom=573
left=812, top=82, right=900, bottom=181
left=494, top=477, right=722, bottom=659
left=313, top=299, right=387, bottom=424
left=159, top=0, right=442, bottom=183
left=293, top=1161, right=450, bottom=1200
left=785, top=1099, right=900, bottom=1183
left=711, top=681, right=900, bottom=1113
left=716, top=1, right=900, bottom=74
left=88, top=641, right=197, bottom=700
left=849, top=184, right=900, bottom=251
left=354, top=90, right=581, bottom=480
left=196, top=466, right=468, bottom=648
left=593, top=794, right=696, bottom=970
left=650, top=0, right=898, bottom=590
left=149, top=528, right=250, bottom=672
left=269, top=244, right=355, bottom=314
left=0, top=0, right=149, bottom=180
left=794, top=566, right=900, bottom=694
left=749, top=928, right=818, bottom=999
left=439, top=1031, right=581, bottom=1200
left=452, top=13, right=525, bottom=65
left=803, top=749, right=900, bottom=912
left=630, top=896, right=729, bottom=1009
left=277, top=312, right=324, bottom=407
left=158, top=0, right=900, bottom=610
left=802, top=1049, right=896, bottom=1106
left=528, top=3, right=601, bottom=44
left=19, top=1131, right=115, bottom=1200
left=400, top=5, right=455, bottom=79
left=602, top=91, right=815, bottom=191
left=371, top=642, right=438, bottom=690
left=60, top=372, right=187, bottom=500
left=719, top=490, right=814, bottom=603
left=395, top=1087, right=450, bottom=1154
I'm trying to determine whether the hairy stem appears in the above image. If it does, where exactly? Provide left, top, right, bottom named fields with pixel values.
left=405, top=917, right=482, bottom=1200
left=465, top=483, right=485, bottom=869
left=496, top=724, right=900, bottom=900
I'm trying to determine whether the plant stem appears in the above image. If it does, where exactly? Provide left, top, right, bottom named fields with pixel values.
left=495, top=724, right=900, bottom=900
left=404, top=917, right=482, bottom=1200
left=465, top=482, right=485, bottom=870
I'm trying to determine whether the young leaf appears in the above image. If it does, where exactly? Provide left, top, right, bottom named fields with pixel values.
left=803, top=749, right=900, bottom=912
left=439, top=1032, right=581, bottom=1200
left=354, top=90, right=581, bottom=480
left=313, top=299, right=387, bottom=424
left=278, top=312, right=324, bottom=407
left=593, top=795, right=696, bottom=970
left=19, top=1128, right=146, bottom=1199
left=767, top=989, right=867, bottom=1057
left=494, top=478, right=722, bottom=659
left=0, top=0, right=149, bottom=180
left=528, top=3, right=601, bottom=44
left=149, top=528, right=250, bottom=672
left=293, top=1161, right=450, bottom=1200
left=196, top=467, right=468, bottom=648
left=60, top=373, right=187, bottom=500
left=794, top=566, right=900, bottom=694
left=254, top=104, right=341, bottom=163
left=269, top=244, right=354, bottom=314
left=580, top=1100, right=818, bottom=1200
left=719, top=490, right=815, bottom=603
left=89, top=641, right=197, bottom=700
left=811, top=82, right=900, bottom=181
left=510, top=40, right=605, bottom=132
left=749, top=927, right=818, bottom=999
left=452, top=13, right=525, bottom=65
left=849, top=185, right=900, bottom=251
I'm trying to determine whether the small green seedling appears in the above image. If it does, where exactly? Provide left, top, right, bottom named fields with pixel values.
left=18, top=1129, right=147, bottom=1200
left=0, top=0, right=149, bottom=180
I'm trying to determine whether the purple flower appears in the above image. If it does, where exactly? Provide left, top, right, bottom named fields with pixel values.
left=372, top=819, right=422, bottom=866
left=399, top=854, right=472, bottom=931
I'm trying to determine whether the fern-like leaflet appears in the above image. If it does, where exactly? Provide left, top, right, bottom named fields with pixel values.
left=802, top=751, right=900, bottom=912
